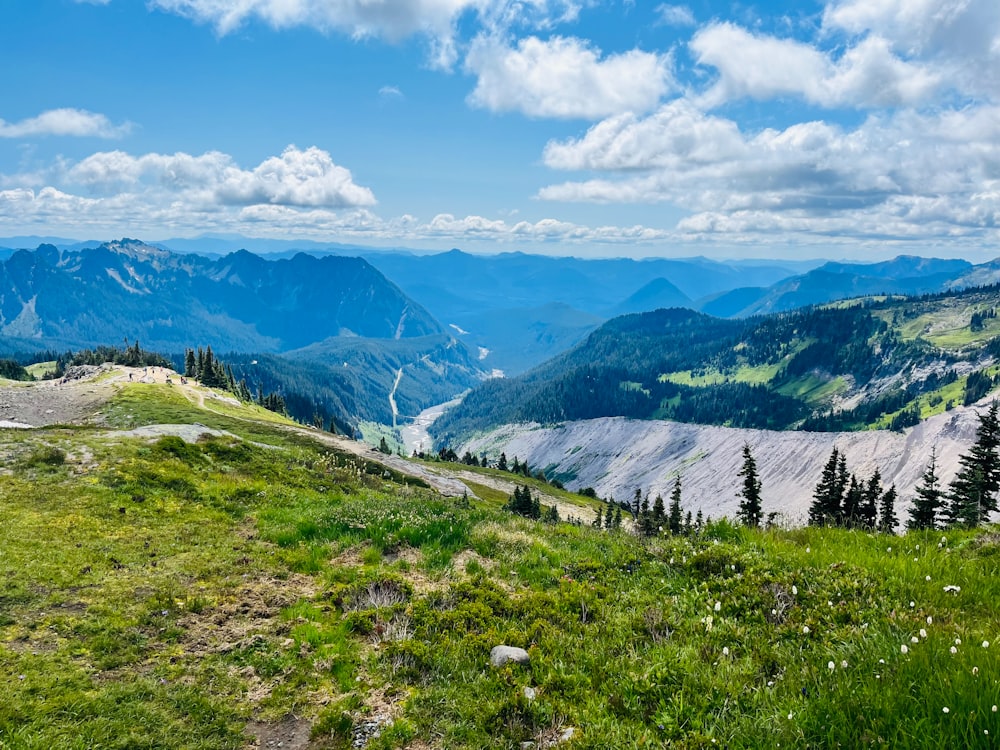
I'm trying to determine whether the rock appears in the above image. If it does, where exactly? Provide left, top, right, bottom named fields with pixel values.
left=490, top=645, right=530, bottom=667
left=520, top=742, right=536, bottom=749
left=523, top=686, right=537, bottom=700
left=559, top=727, right=576, bottom=742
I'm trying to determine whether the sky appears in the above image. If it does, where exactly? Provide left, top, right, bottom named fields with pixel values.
left=0, top=0, right=998, bottom=260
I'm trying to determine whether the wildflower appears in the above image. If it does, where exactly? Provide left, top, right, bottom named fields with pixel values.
left=828, top=600, right=833, bottom=607
left=879, top=659, right=885, bottom=664
left=911, top=636, right=919, bottom=644
left=901, top=644, right=909, bottom=654
left=767, top=680, right=774, bottom=687
left=714, top=601, right=721, bottom=612
left=920, top=629, right=927, bottom=638
left=973, top=667, right=979, bottom=675
left=927, top=616, right=933, bottom=625
left=916, top=544, right=920, bottom=550
left=909, top=601, right=916, bottom=608
left=792, top=585, right=798, bottom=596
left=925, top=575, right=932, bottom=581
left=787, top=712, right=794, bottom=720
left=828, top=661, right=835, bottom=670
left=951, top=646, right=958, bottom=654
left=722, top=646, right=730, bottom=657
left=985, top=641, right=992, bottom=649
left=806, top=547, right=810, bottom=553
left=840, top=660, right=847, bottom=669
left=802, top=625, right=810, bottom=634
left=943, top=707, right=950, bottom=714
left=772, top=608, right=777, bottom=616
left=992, top=705, right=997, bottom=713
left=943, top=585, right=961, bottom=593
left=887, top=546, right=892, bottom=552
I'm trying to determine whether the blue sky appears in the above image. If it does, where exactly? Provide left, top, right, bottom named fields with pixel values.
left=0, top=0, right=998, bottom=259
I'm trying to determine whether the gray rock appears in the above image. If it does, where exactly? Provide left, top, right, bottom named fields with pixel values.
left=489, top=645, right=530, bottom=667
left=523, top=686, right=537, bottom=700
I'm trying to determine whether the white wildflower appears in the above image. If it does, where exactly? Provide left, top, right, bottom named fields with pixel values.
left=943, top=707, right=950, bottom=714
left=985, top=641, right=991, bottom=649
left=943, top=585, right=961, bottom=593
left=714, top=601, right=721, bottom=612
left=802, top=626, right=810, bottom=634
left=927, top=616, right=933, bottom=625
left=792, top=585, right=798, bottom=596
left=909, top=601, right=916, bottom=608
left=826, top=660, right=834, bottom=671
left=722, top=646, right=729, bottom=657
left=901, top=644, right=909, bottom=654
left=951, top=646, right=958, bottom=654
left=920, top=629, right=927, bottom=638
left=925, top=575, right=932, bottom=581
left=840, top=660, right=847, bottom=669
left=911, top=636, right=919, bottom=644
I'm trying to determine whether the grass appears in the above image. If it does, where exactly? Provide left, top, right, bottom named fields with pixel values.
left=3, top=383, right=1000, bottom=748
left=776, top=374, right=849, bottom=405
left=24, top=361, right=57, bottom=379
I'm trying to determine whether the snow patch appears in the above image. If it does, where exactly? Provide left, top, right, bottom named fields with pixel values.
left=450, top=323, right=470, bottom=335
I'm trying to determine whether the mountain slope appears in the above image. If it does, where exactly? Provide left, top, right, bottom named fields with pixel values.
left=0, top=239, right=444, bottom=351
left=433, top=285, right=1000, bottom=444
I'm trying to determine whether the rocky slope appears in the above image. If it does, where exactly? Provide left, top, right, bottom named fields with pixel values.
left=460, top=399, right=994, bottom=525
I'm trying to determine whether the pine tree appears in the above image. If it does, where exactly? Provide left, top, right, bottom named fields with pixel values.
left=695, top=508, right=704, bottom=533
left=613, top=507, right=623, bottom=528
left=736, top=443, right=763, bottom=528
left=592, top=506, right=603, bottom=528
left=512, top=457, right=522, bottom=474
left=683, top=510, right=693, bottom=536
left=844, top=474, right=863, bottom=528
left=668, top=478, right=683, bottom=535
left=946, top=401, right=1000, bottom=527
left=835, top=452, right=849, bottom=524
left=632, top=488, right=643, bottom=518
left=809, top=448, right=842, bottom=526
left=639, top=494, right=653, bottom=537
left=878, top=485, right=898, bottom=534
left=604, top=497, right=615, bottom=529
left=908, top=448, right=943, bottom=530
left=184, top=349, right=196, bottom=378
left=497, top=452, right=508, bottom=471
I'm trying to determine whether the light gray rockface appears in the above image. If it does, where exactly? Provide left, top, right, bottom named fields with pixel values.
left=490, top=645, right=531, bottom=667
left=462, top=400, right=993, bottom=526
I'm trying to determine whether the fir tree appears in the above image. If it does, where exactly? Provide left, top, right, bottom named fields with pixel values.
left=683, top=510, right=693, bottom=536
left=668, top=478, right=683, bottom=535
left=592, top=506, right=603, bottom=528
left=946, top=401, right=1000, bottom=527
left=613, top=507, right=623, bottom=528
left=604, top=497, right=615, bottom=530
left=632, top=488, right=643, bottom=518
left=908, top=448, right=943, bottom=530
left=858, top=468, right=881, bottom=530
left=184, top=349, right=196, bottom=378
left=639, top=494, right=654, bottom=537
left=844, top=474, right=863, bottom=529
left=652, top=494, right=666, bottom=532
left=695, top=509, right=704, bottom=533
left=736, top=443, right=763, bottom=528
left=497, top=452, right=508, bottom=472
left=835, top=452, right=849, bottom=524
left=878, top=485, right=898, bottom=534
left=809, top=448, right=843, bottom=526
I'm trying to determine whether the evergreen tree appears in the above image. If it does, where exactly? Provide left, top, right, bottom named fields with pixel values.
left=908, top=448, right=943, bottom=530
left=736, top=443, right=763, bottom=528
left=592, top=506, right=603, bottom=528
left=604, top=497, right=615, bottom=530
left=809, top=448, right=843, bottom=526
left=844, top=474, right=863, bottom=528
left=858, top=468, right=881, bottom=530
left=196, top=347, right=205, bottom=379
left=878, top=485, right=898, bottom=534
left=639, top=494, right=654, bottom=536
left=543, top=504, right=559, bottom=524
left=511, top=457, right=522, bottom=474
left=668, top=478, right=683, bottom=535
left=632, top=488, right=643, bottom=518
left=184, top=349, right=196, bottom=378
left=946, top=401, right=1000, bottom=527
left=684, top=510, right=693, bottom=536
left=613, top=507, right=623, bottom=528
left=834, top=452, right=849, bottom=524
left=695, top=509, right=704, bottom=533
left=378, top=437, right=391, bottom=454
left=497, top=452, right=508, bottom=471
left=652, top=494, right=666, bottom=532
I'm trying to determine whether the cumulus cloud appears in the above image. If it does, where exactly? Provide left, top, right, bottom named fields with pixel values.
left=539, top=102, right=1000, bottom=244
left=465, top=35, right=672, bottom=118
left=823, top=0, right=1000, bottom=99
left=66, top=145, right=375, bottom=208
left=0, top=108, right=132, bottom=139
left=691, top=23, right=940, bottom=108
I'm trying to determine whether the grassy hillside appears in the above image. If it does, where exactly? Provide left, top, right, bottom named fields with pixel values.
left=433, top=285, right=1000, bottom=444
left=2, top=378, right=1000, bottom=748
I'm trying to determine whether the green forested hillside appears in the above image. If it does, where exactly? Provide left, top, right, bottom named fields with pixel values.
left=433, top=286, right=1000, bottom=444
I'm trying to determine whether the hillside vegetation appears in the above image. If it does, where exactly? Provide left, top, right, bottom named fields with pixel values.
left=434, top=285, right=1000, bottom=445
left=1, top=374, right=1000, bottom=748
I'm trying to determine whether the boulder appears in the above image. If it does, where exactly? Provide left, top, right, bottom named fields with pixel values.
left=489, top=645, right=530, bottom=667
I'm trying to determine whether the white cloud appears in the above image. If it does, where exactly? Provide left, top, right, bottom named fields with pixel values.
left=465, top=35, right=672, bottom=118
left=378, top=85, right=404, bottom=99
left=539, top=101, right=1000, bottom=244
left=823, top=0, right=1000, bottom=99
left=66, top=145, right=375, bottom=208
left=656, top=4, right=695, bottom=27
left=690, top=23, right=940, bottom=109
left=0, top=108, right=132, bottom=139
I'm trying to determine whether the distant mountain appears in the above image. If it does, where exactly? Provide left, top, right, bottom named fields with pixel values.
left=700, top=256, right=977, bottom=317
left=363, top=249, right=804, bottom=373
left=607, top=277, right=691, bottom=317
left=432, top=284, right=1000, bottom=445
left=0, top=239, right=443, bottom=351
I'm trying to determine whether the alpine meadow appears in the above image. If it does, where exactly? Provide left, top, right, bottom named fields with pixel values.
left=3, top=1, right=1000, bottom=749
